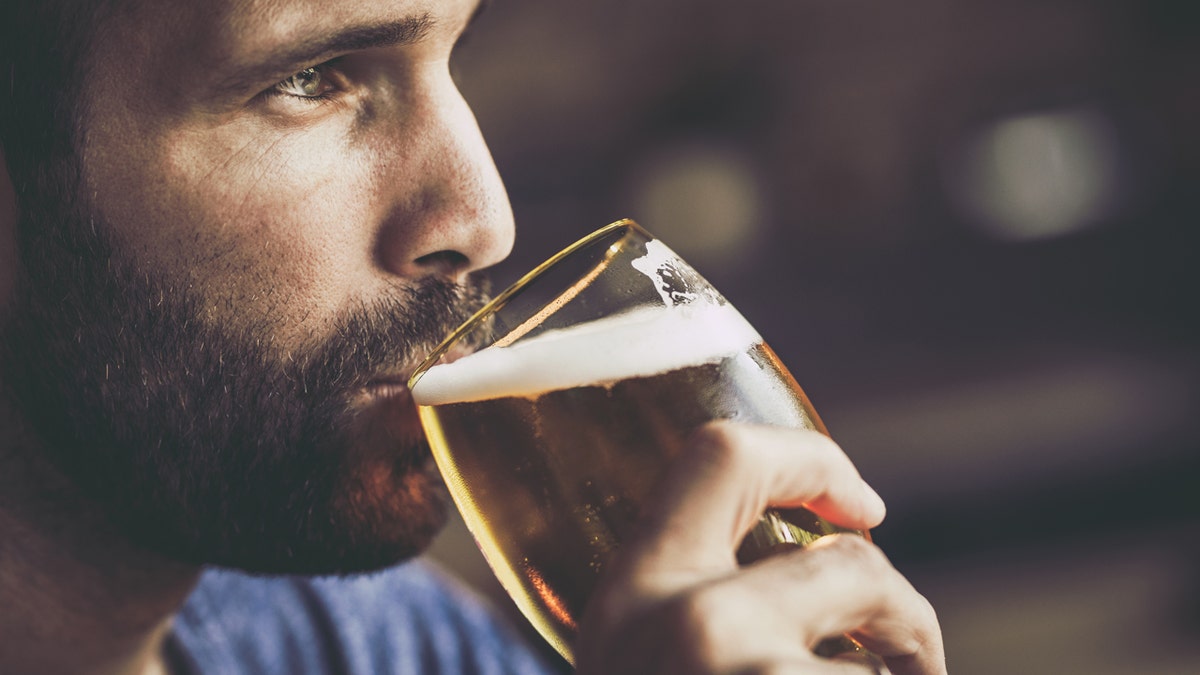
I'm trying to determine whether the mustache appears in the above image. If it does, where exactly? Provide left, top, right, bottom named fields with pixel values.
left=298, top=273, right=492, bottom=395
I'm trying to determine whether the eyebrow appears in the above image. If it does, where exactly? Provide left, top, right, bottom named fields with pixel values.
left=213, top=14, right=435, bottom=98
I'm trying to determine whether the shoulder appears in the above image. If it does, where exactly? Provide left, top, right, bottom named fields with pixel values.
left=169, top=559, right=554, bottom=675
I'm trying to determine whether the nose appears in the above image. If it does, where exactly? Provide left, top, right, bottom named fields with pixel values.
left=374, top=81, right=514, bottom=282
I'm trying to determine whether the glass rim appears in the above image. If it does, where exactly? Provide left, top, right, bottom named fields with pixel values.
left=407, top=218, right=647, bottom=391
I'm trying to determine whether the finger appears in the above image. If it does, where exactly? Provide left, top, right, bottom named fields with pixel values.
left=728, top=535, right=945, bottom=675
left=582, top=582, right=885, bottom=675
left=691, top=423, right=887, bottom=532
left=622, top=422, right=886, bottom=586
left=585, top=535, right=942, bottom=675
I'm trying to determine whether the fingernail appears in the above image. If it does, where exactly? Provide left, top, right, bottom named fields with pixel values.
left=861, top=482, right=886, bottom=521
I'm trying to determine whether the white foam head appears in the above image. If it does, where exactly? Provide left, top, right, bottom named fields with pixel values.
left=410, top=303, right=761, bottom=405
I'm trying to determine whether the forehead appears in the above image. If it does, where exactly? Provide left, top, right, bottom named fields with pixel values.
left=202, top=0, right=435, bottom=55
left=95, top=0, right=481, bottom=77
left=88, top=0, right=478, bottom=112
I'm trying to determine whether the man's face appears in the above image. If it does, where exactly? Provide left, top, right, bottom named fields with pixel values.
left=0, top=0, right=514, bottom=572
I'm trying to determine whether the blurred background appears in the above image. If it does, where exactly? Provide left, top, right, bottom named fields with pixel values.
left=427, top=1, right=1200, bottom=672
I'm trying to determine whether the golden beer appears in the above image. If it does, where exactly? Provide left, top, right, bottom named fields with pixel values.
left=410, top=221, right=872, bottom=665
left=412, top=302, right=852, bottom=660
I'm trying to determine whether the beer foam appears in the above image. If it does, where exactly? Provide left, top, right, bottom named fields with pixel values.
left=411, top=303, right=761, bottom=405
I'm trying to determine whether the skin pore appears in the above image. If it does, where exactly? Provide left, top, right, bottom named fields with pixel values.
left=0, top=0, right=510, bottom=672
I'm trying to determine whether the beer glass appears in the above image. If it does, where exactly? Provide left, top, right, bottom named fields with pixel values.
left=409, top=220, right=876, bottom=666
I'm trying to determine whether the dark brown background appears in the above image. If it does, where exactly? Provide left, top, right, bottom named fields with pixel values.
left=428, top=1, right=1200, bottom=672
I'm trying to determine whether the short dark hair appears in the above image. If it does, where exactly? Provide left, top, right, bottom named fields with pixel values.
left=0, top=0, right=114, bottom=206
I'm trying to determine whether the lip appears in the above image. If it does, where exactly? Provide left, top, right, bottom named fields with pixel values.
left=354, top=374, right=424, bottom=441
left=350, top=361, right=418, bottom=412
left=363, top=377, right=415, bottom=401
left=363, top=343, right=474, bottom=402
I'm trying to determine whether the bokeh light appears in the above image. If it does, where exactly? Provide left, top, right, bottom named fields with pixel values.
left=625, top=141, right=765, bottom=269
left=949, top=107, right=1124, bottom=241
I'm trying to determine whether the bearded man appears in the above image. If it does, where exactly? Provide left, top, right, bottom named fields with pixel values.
left=0, top=1, right=946, bottom=673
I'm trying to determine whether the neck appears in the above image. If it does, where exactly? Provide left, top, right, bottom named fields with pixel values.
left=0, top=405, right=201, bottom=675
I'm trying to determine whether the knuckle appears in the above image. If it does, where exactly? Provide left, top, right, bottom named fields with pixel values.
left=806, top=428, right=843, bottom=456
left=888, top=592, right=944, bottom=661
left=664, top=587, right=721, bottom=638
left=806, top=433, right=856, bottom=479
left=818, top=533, right=891, bottom=572
left=913, top=590, right=942, bottom=634
left=688, top=421, right=750, bottom=471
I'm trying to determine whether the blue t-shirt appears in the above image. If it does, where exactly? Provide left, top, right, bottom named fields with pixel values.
left=166, top=560, right=556, bottom=675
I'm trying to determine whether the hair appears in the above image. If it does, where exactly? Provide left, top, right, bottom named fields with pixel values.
left=0, top=0, right=116, bottom=209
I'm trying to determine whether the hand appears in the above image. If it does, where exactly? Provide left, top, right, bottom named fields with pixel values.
left=574, top=422, right=947, bottom=675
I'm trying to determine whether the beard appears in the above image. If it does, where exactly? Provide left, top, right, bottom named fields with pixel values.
left=0, top=176, right=491, bottom=575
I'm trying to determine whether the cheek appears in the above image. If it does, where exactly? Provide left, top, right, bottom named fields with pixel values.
left=116, top=121, right=388, bottom=344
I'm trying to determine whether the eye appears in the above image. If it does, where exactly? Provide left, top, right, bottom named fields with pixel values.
left=273, top=66, right=335, bottom=99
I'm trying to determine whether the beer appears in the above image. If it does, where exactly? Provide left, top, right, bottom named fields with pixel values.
left=411, top=302, right=849, bottom=661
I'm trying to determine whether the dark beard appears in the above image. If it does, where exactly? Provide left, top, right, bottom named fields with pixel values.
left=0, top=184, right=490, bottom=575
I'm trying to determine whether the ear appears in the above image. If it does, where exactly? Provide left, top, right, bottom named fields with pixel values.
left=1, top=150, right=16, bottom=304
